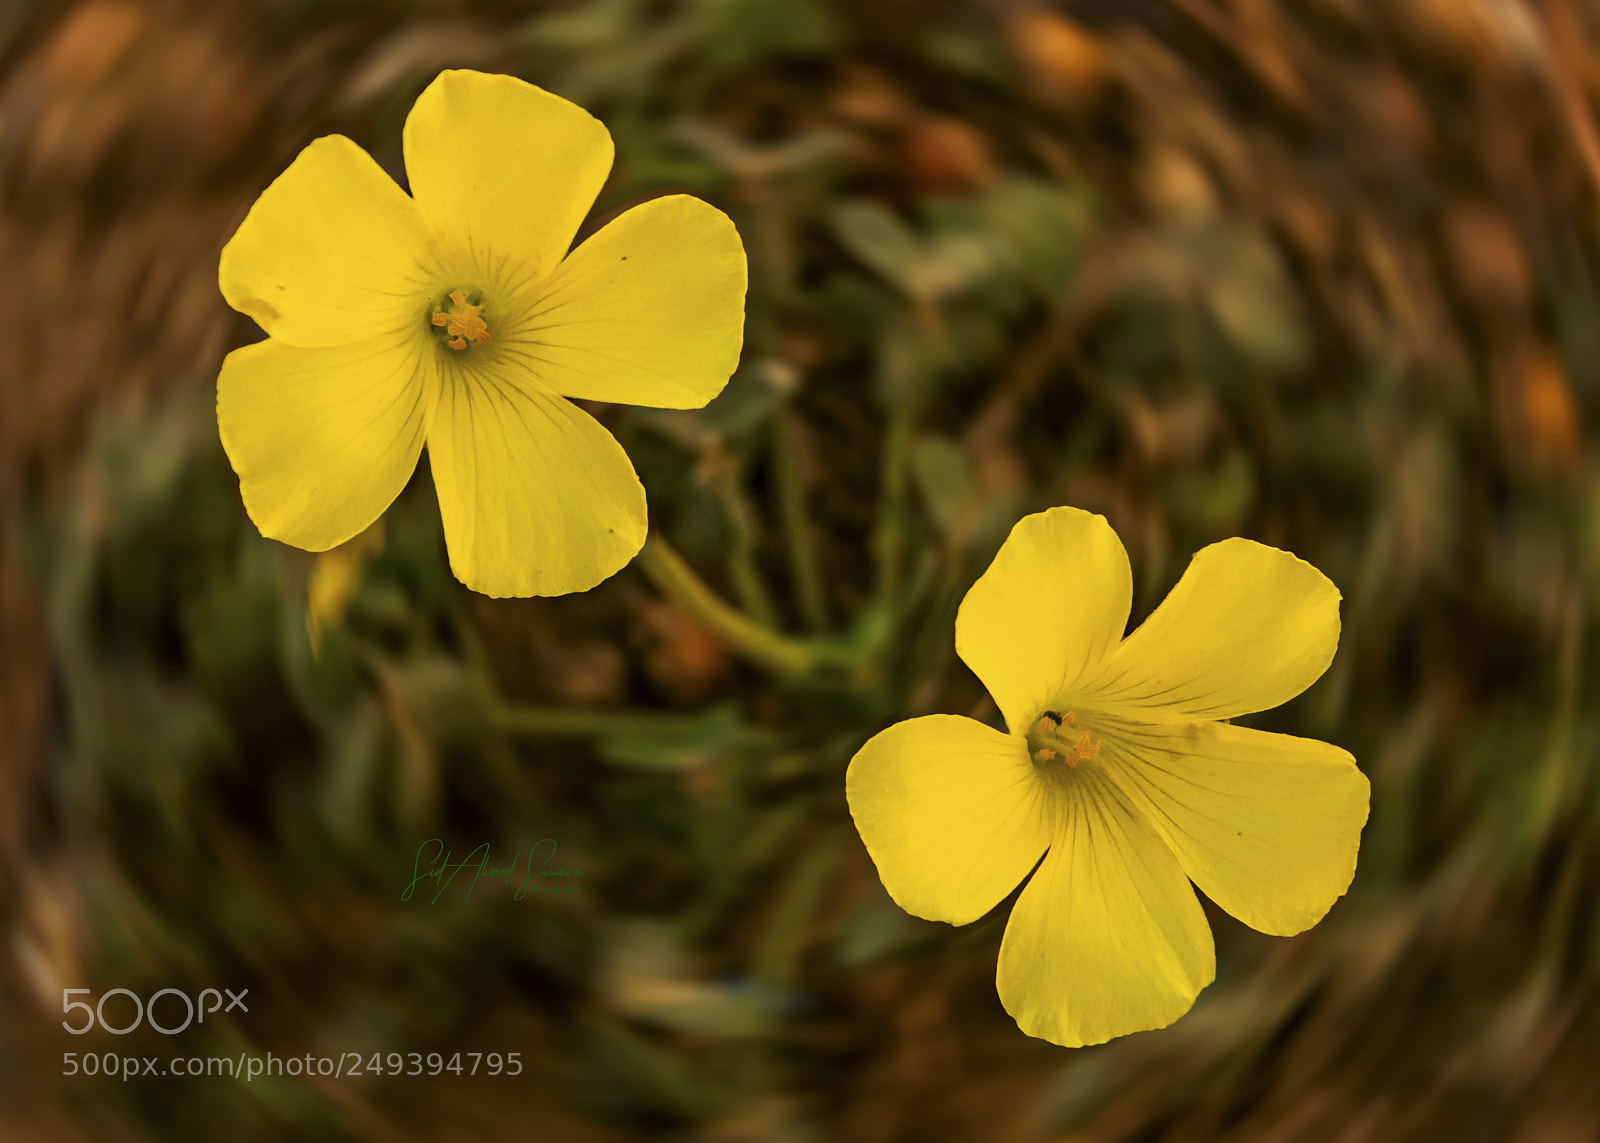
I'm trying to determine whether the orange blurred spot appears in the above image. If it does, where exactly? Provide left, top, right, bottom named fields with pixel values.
left=1446, top=204, right=1531, bottom=311
left=41, top=0, right=147, bottom=87
left=636, top=601, right=729, bottom=703
left=1515, top=341, right=1582, bottom=471
left=831, top=64, right=912, bottom=127
left=903, top=115, right=995, bottom=193
left=1003, top=7, right=1109, bottom=107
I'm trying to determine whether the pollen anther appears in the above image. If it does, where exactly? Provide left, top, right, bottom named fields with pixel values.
left=1065, top=731, right=1100, bottom=767
left=1028, top=709, right=1101, bottom=771
left=431, top=289, right=491, bottom=350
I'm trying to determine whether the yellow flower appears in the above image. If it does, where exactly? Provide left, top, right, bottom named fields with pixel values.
left=846, top=507, right=1370, bottom=1047
left=216, top=69, right=747, bottom=597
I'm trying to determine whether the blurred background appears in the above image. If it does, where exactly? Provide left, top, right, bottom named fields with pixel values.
left=2, top=0, right=1599, bottom=1139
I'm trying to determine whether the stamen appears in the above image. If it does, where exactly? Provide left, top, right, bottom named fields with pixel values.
left=430, top=289, right=492, bottom=351
left=1063, top=730, right=1100, bottom=768
left=1027, top=708, right=1101, bottom=772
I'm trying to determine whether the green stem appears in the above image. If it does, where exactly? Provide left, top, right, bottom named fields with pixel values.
left=755, top=827, right=845, bottom=987
left=636, top=535, right=816, bottom=677
left=716, top=468, right=780, bottom=628
left=872, top=403, right=914, bottom=601
left=774, top=411, right=829, bottom=631
left=729, top=527, right=781, bottom=630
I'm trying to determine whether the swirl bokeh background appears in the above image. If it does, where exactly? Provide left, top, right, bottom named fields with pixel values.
left=2, top=1, right=1598, bottom=1139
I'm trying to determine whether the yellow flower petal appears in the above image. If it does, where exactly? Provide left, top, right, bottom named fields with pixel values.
left=219, top=135, right=428, bottom=347
left=1099, top=718, right=1370, bottom=936
left=506, top=195, right=747, bottom=409
left=403, top=70, right=613, bottom=285
left=956, top=507, right=1132, bottom=734
left=997, top=771, right=1215, bottom=1047
left=1088, top=538, right=1341, bottom=720
left=217, top=336, right=431, bottom=551
left=425, top=375, right=646, bottom=597
left=846, top=715, right=1052, bottom=925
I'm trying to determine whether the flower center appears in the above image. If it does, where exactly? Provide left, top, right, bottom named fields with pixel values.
left=431, top=290, right=491, bottom=350
left=1026, top=710, right=1101, bottom=771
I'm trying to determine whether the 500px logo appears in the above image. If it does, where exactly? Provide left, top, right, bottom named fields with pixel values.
left=63, top=988, right=248, bottom=1035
